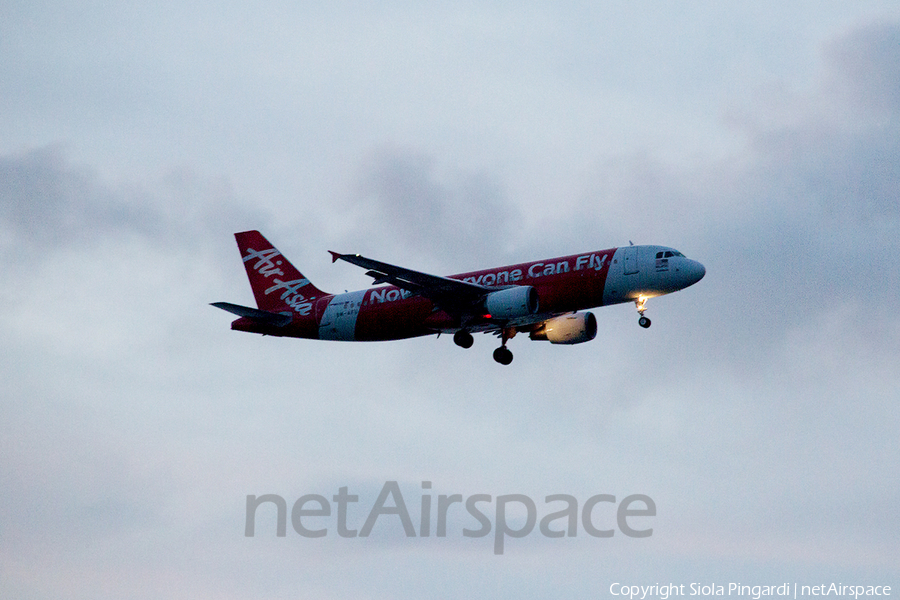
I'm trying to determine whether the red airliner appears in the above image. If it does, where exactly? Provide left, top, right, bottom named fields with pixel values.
left=213, top=230, right=705, bottom=364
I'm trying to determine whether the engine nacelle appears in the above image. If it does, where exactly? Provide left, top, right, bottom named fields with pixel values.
left=483, top=286, right=539, bottom=319
left=529, top=312, right=597, bottom=345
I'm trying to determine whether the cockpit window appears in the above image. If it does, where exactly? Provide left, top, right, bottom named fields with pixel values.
left=657, top=250, right=686, bottom=258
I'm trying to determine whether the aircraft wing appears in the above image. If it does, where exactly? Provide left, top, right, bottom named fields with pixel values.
left=328, top=252, right=490, bottom=311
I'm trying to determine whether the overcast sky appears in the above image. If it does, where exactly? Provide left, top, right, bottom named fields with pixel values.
left=2, top=2, right=899, bottom=599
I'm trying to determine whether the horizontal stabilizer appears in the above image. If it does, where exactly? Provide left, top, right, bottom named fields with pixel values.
left=210, top=302, right=293, bottom=327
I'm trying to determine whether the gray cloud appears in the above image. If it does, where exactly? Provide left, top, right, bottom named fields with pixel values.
left=338, top=148, right=520, bottom=270
left=825, top=22, right=900, bottom=116
left=0, top=145, right=269, bottom=271
left=746, top=25, right=900, bottom=227
left=0, top=146, right=161, bottom=248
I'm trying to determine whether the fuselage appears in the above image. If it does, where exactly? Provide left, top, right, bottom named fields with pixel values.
left=230, top=244, right=705, bottom=342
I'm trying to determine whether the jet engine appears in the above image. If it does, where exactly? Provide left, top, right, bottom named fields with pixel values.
left=529, top=312, right=597, bottom=344
left=483, top=286, right=539, bottom=319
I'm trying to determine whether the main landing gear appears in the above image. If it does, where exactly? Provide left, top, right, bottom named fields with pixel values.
left=453, top=329, right=474, bottom=349
left=635, top=297, right=652, bottom=329
left=492, top=346, right=513, bottom=365
left=492, top=328, right=515, bottom=365
left=453, top=328, right=515, bottom=365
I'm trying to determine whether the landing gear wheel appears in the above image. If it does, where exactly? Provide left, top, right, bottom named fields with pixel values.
left=453, top=330, right=474, bottom=349
left=634, top=297, right=651, bottom=329
left=493, top=346, right=513, bottom=365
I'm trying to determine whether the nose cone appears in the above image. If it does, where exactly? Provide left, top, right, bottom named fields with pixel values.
left=687, top=260, right=706, bottom=286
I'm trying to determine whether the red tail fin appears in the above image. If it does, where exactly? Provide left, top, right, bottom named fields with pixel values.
left=234, top=230, right=329, bottom=314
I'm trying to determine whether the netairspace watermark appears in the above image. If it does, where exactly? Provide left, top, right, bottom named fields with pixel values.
left=610, top=584, right=892, bottom=600
left=244, top=480, right=656, bottom=555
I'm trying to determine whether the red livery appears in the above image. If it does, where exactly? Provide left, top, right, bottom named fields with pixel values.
left=213, top=230, right=705, bottom=364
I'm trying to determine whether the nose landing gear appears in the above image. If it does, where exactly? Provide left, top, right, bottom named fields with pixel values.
left=635, top=297, right=652, bottom=328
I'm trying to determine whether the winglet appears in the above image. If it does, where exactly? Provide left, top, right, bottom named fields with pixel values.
left=329, top=251, right=343, bottom=263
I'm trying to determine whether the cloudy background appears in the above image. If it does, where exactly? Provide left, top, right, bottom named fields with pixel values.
left=2, top=1, right=899, bottom=598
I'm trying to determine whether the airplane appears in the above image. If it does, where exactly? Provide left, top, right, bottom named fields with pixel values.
left=212, top=230, right=705, bottom=365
